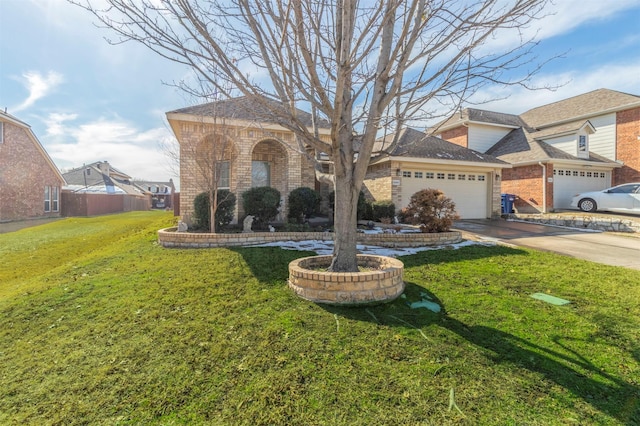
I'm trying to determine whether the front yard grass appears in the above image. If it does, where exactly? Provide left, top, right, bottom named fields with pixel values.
left=0, top=211, right=638, bottom=425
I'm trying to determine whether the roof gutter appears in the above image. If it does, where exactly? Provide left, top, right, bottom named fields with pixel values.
left=384, top=155, right=511, bottom=169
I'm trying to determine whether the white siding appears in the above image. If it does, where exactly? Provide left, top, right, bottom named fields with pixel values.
left=543, top=134, right=576, bottom=156
left=588, top=113, right=616, bottom=160
left=468, top=124, right=513, bottom=153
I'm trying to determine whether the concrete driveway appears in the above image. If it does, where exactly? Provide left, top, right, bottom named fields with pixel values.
left=453, top=219, right=640, bottom=270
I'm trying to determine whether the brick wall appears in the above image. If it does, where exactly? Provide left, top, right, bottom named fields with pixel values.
left=0, top=121, right=63, bottom=221
left=615, top=107, right=640, bottom=185
left=174, top=120, right=318, bottom=225
left=440, top=126, right=468, bottom=148
left=501, top=164, right=547, bottom=213
left=363, top=163, right=393, bottom=202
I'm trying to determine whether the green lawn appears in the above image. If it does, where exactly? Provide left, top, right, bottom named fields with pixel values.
left=0, top=211, right=638, bottom=425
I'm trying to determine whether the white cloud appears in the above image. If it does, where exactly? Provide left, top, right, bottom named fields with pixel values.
left=44, top=114, right=178, bottom=184
left=12, top=71, right=64, bottom=112
left=472, top=58, right=640, bottom=114
left=535, top=0, right=640, bottom=40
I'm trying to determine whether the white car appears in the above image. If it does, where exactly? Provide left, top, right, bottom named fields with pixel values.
left=570, top=183, right=640, bottom=213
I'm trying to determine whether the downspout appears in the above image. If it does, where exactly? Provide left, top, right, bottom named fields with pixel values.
left=538, top=162, right=547, bottom=213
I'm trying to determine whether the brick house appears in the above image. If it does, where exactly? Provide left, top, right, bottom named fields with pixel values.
left=364, top=128, right=509, bottom=219
left=0, top=110, right=65, bottom=222
left=166, top=97, right=332, bottom=225
left=434, top=89, right=640, bottom=213
left=168, top=97, right=512, bottom=223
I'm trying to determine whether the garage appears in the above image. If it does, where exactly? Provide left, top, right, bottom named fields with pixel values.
left=399, top=169, right=490, bottom=219
left=553, top=168, right=610, bottom=209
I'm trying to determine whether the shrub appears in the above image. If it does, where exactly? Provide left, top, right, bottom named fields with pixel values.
left=242, top=186, right=281, bottom=230
left=328, top=190, right=370, bottom=220
left=287, top=187, right=321, bottom=223
left=193, top=190, right=237, bottom=232
left=403, top=188, right=460, bottom=232
left=371, top=200, right=395, bottom=222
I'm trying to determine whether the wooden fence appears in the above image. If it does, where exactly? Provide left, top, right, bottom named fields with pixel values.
left=61, top=191, right=151, bottom=217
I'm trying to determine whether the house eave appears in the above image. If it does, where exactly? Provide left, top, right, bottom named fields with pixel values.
left=385, top=155, right=511, bottom=169
left=533, top=100, right=640, bottom=130
left=165, top=112, right=331, bottom=136
left=509, top=159, right=621, bottom=169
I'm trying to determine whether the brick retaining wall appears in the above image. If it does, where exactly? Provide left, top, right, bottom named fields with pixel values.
left=510, top=213, right=640, bottom=233
left=157, top=228, right=462, bottom=248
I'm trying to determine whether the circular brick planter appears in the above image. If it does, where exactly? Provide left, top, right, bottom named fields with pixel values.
left=288, top=255, right=404, bottom=306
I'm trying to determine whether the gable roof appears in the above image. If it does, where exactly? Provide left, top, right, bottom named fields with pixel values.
left=0, top=110, right=66, bottom=184
left=486, top=128, right=619, bottom=166
left=529, top=119, right=595, bottom=140
left=520, top=88, right=640, bottom=129
left=167, top=95, right=331, bottom=129
left=432, top=107, right=525, bottom=133
left=374, top=127, right=508, bottom=166
left=63, top=161, right=146, bottom=195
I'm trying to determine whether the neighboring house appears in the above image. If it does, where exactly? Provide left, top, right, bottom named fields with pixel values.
left=166, top=96, right=332, bottom=225
left=0, top=110, right=65, bottom=222
left=364, top=128, right=509, bottom=219
left=168, top=96, right=511, bottom=224
left=434, top=89, right=640, bottom=213
left=62, top=161, right=150, bottom=216
left=136, top=179, right=176, bottom=209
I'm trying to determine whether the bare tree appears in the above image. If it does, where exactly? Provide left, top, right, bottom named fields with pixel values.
left=71, top=0, right=551, bottom=271
left=185, top=102, right=237, bottom=233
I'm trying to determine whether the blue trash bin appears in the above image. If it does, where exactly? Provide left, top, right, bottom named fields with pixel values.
left=501, top=194, right=515, bottom=214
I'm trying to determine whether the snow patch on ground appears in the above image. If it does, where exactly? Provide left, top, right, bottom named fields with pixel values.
left=248, top=238, right=493, bottom=257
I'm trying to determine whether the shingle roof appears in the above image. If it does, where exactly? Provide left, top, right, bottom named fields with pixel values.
left=63, top=162, right=144, bottom=195
left=520, top=88, right=640, bottom=129
left=432, top=107, right=524, bottom=132
left=486, top=128, right=618, bottom=165
left=375, top=127, right=508, bottom=165
left=529, top=119, right=594, bottom=140
left=168, top=96, right=330, bottom=129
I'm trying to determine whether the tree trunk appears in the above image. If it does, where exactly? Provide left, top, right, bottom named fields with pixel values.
left=330, top=184, right=359, bottom=272
left=329, top=141, right=360, bottom=272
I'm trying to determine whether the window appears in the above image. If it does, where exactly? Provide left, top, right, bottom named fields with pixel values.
left=586, top=172, right=592, bottom=177
left=458, top=174, right=466, bottom=180
left=448, top=173, right=455, bottom=180
left=44, top=186, right=51, bottom=212
left=572, top=171, right=578, bottom=177
left=402, top=171, right=411, bottom=178
left=414, top=172, right=423, bottom=178
left=437, top=173, right=445, bottom=179
left=52, top=187, right=59, bottom=212
left=468, top=175, right=476, bottom=181
left=478, top=175, right=486, bottom=181
left=426, top=172, right=434, bottom=179
left=217, top=161, right=230, bottom=188
left=578, top=135, right=587, bottom=153
left=558, top=170, right=564, bottom=176
left=580, top=171, right=585, bottom=177
left=609, top=184, right=640, bottom=194
left=252, top=161, right=270, bottom=187
left=600, top=172, right=606, bottom=178
left=0, top=122, right=3, bottom=143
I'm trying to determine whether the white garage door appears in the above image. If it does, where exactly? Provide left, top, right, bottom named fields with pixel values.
left=553, top=168, right=610, bottom=209
left=400, top=170, right=489, bottom=219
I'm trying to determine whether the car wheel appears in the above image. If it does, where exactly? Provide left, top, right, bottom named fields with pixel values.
left=578, top=198, right=597, bottom=212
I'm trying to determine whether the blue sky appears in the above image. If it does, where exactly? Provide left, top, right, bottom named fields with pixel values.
left=1, top=0, right=640, bottom=189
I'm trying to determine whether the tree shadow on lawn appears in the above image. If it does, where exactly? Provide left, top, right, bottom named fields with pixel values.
left=323, top=283, right=640, bottom=424
left=232, top=245, right=638, bottom=422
